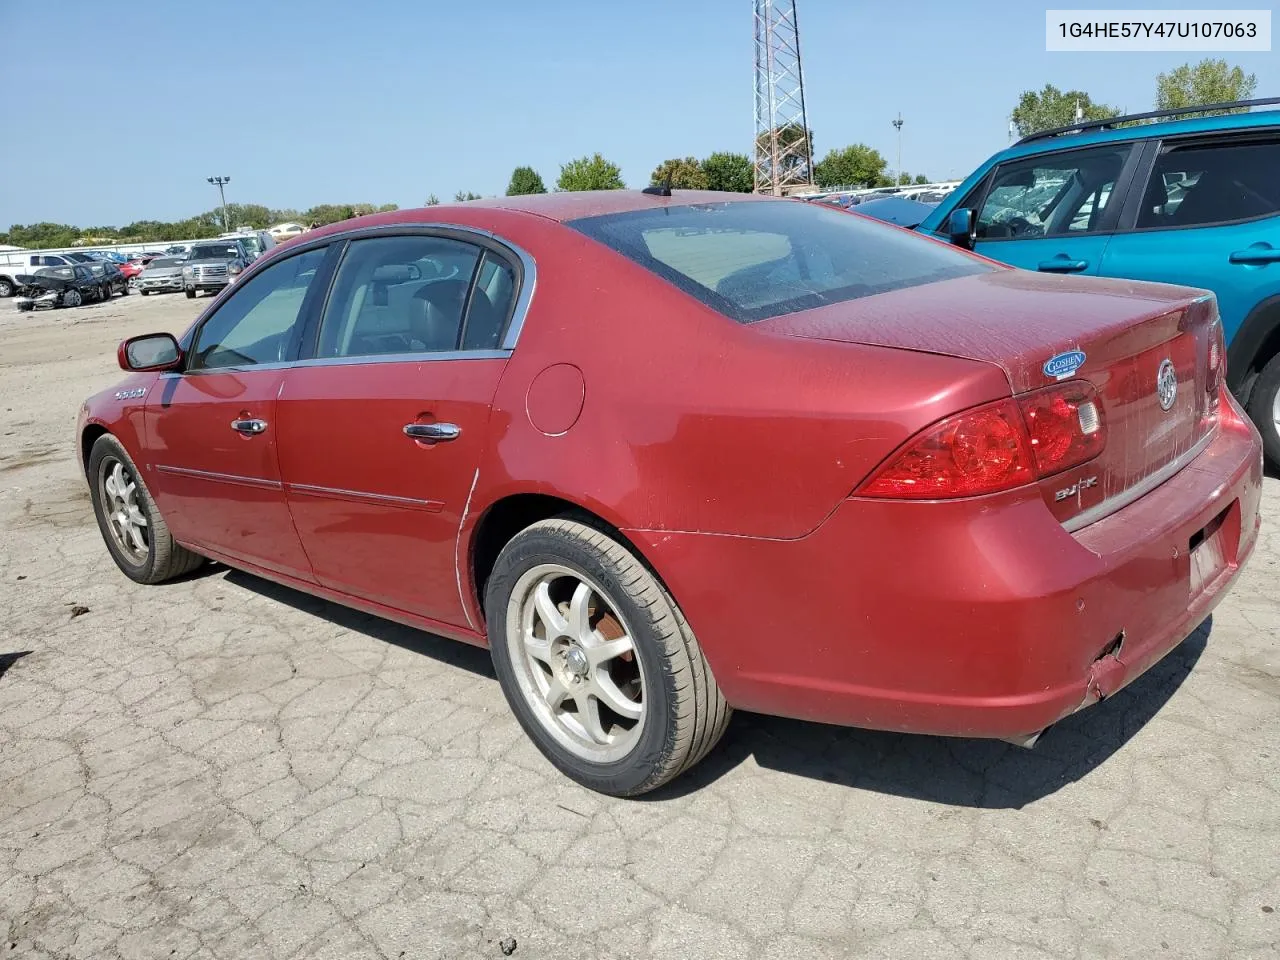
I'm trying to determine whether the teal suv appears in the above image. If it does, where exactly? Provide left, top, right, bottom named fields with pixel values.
left=919, top=97, right=1280, bottom=464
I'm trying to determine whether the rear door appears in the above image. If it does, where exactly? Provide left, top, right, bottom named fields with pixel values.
left=1099, top=132, right=1280, bottom=360
left=143, top=245, right=333, bottom=579
left=275, top=230, right=521, bottom=627
left=968, top=143, right=1140, bottom=276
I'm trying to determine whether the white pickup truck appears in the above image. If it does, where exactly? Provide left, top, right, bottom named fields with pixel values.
left=0, top=251, right=101, bottom=297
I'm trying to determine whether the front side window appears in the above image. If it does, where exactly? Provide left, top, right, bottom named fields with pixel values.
left=315, top=234, right=515, bottom=358
left=1136, top=138, right=1280, bottom=229
left=189, top=247, right=326, bottom=370
left=975, top=145, right=1132, bottom=241
left=568, top=200, right=993, bottom=324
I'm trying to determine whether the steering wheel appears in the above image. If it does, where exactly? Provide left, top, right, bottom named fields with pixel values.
left=1005, top=216, right=1036, bottom=237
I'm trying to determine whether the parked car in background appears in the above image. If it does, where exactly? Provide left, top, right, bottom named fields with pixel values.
left=180, top=240, right=251, bottom=297
left=78, top=192, right=1261, bottom=796
left=84, top=260, right=130, bottom=297
left=136, top=256, right=187, bottom=295
left=165, top=244, right=193, bottom=257
left=849, top=196, right=939, bottom=228
left=919, top=96, right=1280, bottom=463
left=14, top=265, right=107, bottom=310
left=268, top=222, right=307, bottom=243
left=218, top=229, right=277, bottom=261
left=117, top=260, right=143, bottom=284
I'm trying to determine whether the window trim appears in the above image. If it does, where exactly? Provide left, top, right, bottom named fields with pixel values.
left=1113, top=128, right=1280, bottom=234
left=294, top=224, right=531, bottom=365
left=182, top=244, right=340, bottom=375
left=966, top=141, right=1144, bottom=244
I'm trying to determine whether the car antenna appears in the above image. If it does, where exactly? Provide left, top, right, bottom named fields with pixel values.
left=642, top=172, right=673, bottom=197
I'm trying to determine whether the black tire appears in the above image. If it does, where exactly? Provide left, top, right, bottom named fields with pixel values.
left=119, top=283, right=130, bottom=296
left=1246, top=352, right=1280, bottom=468
left=140, top=289, right=150, bottom=296
left=486, top=517, right=730, bottom=796
left=185, top=287, right=196, bottom=299
left=0, top=278, right=13, bottom=298
left=16, top=302, right=33, bottom=312
left=63, top=288, right=82, bottom=308
left=87, top=434, right=204, bottom=584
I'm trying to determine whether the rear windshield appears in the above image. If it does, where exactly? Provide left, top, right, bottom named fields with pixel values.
left=568, top=200, right=994, bottom=323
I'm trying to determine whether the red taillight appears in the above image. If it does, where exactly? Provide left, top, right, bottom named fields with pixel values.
left=858, top=382, right=1107, bottom=501
left=1206, top=317, right=1225, bottom=414
left=857, top=399, right=1035, bottom=499
left=1018, top=381, right=1105, bottom=477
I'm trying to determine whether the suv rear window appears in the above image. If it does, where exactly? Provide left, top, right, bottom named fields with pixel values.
left=567, top=200, right=994, bottom=323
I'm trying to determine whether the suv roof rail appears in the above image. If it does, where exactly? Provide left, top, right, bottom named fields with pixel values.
left=1014, top=95, right=1280, bottom=146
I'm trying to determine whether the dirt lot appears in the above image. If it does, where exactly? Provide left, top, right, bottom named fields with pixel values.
left=1, top=291, right=1278, bottom=960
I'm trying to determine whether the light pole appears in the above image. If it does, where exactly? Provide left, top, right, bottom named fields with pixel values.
left=891, top=113, right=904, bottom=186
left=207, top=176, right=231, bottom=231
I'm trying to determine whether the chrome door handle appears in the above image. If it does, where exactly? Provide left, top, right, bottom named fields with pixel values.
left=404, top=422, right=461, bottom=443
left=230, top=418, right=268, bottom=435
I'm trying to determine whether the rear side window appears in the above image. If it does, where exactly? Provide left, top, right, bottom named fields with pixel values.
left=1136, top=138, right=1280, bottom=229
left=567, top=201, right=993, bottom=324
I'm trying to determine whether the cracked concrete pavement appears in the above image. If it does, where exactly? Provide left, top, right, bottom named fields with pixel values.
left=1, top=292, right=1278, bottom=960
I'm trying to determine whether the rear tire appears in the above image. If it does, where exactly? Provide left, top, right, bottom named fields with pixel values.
left=0, top=278, right=13, bottom=298
left=486, top=517, right=730, bottom=796
left=1246, top=352, right=1280, bottom=468
left=87, top=434, right=204, bottom=584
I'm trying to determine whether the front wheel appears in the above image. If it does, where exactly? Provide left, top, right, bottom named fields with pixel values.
left=0, top=278, right=13, bottom=298
left=140, top=289, right=150, bottom=296
left=62, top=288, right=83, bottom=308
left=486, top=518, right=730, bottom=796
left=185, top=287, right=196, bottom=299
left=87, top=434, right=204, bottom=584
left=1246, top=352, right=1280, bottom=468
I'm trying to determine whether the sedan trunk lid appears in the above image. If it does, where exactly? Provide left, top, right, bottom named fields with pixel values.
left=756, top=269, right=1220, bottom=530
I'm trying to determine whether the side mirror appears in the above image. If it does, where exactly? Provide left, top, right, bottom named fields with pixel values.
left=119, top=333, right=182, bottom=372
left=946, top=208, right=976, bottom=249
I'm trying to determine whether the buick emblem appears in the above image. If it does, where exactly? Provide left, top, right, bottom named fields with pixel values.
left=1156, top=359, right=1177, bottom=411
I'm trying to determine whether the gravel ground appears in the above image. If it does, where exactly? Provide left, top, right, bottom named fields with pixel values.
left=1, top=290, right=1278, bottom=960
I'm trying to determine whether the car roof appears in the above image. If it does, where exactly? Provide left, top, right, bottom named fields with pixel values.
left=995, top=106, right=1280, bottom=164
left=450, top=189, right=776, bottom=222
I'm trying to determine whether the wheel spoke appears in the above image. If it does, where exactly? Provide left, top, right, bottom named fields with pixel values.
left=127, top=523, right=147, bottom=553
left=586, top=634, right=633, bottom=668
left=543, top=674, right=570, bottom=711
left=104, top=472, right=120, bottom=500
left=567, top=580, right=593, bottom=641
left=575, top=689, right=609, bottom=743
left=111, top=463, right=128, bottom=498
left=533, top=581, right=568, bottom=638
left=589, top=673, right=642, bottom=720
left=523, top=628, right=552, bottom=665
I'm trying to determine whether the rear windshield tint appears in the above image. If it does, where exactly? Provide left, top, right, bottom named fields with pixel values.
left=567, top=200, right=994, bottom=323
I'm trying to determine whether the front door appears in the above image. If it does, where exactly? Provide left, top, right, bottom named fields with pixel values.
left=143, top=245, right=331, bottom=579
left=275, top=232, right=519, bottom=626
left=967, top=143, right=1138, bottom=277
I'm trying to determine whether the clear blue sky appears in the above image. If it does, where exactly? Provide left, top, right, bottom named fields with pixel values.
left=1, top=0, right=1276, bottom=229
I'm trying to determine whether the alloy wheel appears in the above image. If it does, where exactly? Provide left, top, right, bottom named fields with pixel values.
left=507, top=563, right=645, bottom=763
left=100, top=458, right=149, bottom=563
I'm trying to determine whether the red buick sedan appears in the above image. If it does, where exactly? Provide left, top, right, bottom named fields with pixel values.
left=77, top=191, right=1263, bottom=795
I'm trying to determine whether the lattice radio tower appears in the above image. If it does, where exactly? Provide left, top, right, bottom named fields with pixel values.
left=753, top=0, right=813, bottom=195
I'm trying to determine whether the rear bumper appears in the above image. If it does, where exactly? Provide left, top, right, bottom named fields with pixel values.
left=628, top=397, right=1263, bottom=739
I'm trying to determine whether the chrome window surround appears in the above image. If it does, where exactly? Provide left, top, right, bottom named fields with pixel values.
left=176, top=221, right=538, bottom=375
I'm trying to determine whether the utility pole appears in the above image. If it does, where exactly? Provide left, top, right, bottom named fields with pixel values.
left=207, top=176, right=231, bottom=231
left=892, top=113, right=904, bottom=185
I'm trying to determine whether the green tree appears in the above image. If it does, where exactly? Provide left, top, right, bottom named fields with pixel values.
left=1011, top=84, right=1119, bottom=137
left=701, top=151, right=754, bottom=192
left=506, top=166, right=547, bottom=195
left=1156, top=58, right=1257, bottom=116
left=913, top=174, right=929, bottom=185
left=425, top=194, right=441, bottom=206
left=813, top=144, right=889, bottom=189
left=650, top=156, right=707, bottom=190
left=219, top=203, right=273, bottom=230
left=454, top=191, right=482, bottom=202
left=557, top=153, right=625, bottom=191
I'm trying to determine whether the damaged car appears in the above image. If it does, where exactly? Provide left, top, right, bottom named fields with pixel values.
left=14, top=265, right=108, bottom=311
